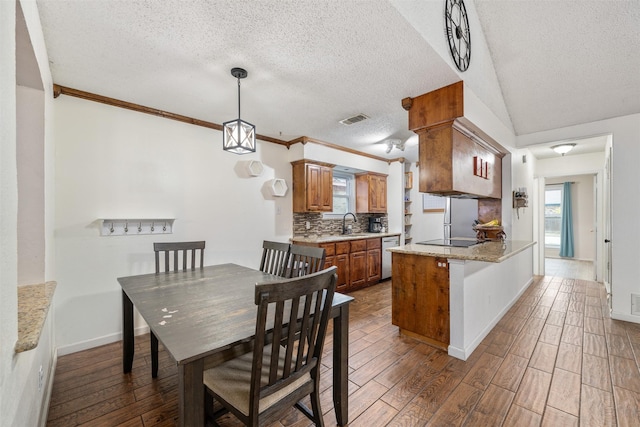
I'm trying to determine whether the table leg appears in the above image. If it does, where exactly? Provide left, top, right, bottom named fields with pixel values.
left=333, top=304, right=349, bottom=426
left=122, top=290, right=134, bottom=373
left=178, top=359, right=205, bottom=427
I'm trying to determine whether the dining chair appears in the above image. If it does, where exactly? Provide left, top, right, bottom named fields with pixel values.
left=150, top=240, right=205, bottom=377
left=153, top=240, right=205, bottom=272
left=286, top=244, right=326, bottom=278
left=259, top=241, right=291, bottom=277
left=203, top=266, right=337, bottom=427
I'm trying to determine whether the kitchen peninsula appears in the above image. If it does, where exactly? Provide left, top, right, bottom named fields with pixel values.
left=388, top=240, right=535, bottom=360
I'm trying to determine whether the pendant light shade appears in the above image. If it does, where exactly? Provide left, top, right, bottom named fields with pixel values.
left=223, top=67, right=256, bottom=154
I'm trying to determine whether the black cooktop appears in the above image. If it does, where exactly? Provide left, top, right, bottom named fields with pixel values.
left=415, top=239, right=480, bottom=248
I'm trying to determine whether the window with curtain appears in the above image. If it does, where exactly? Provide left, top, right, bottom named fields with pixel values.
left=545, top=185, right=563, bottom=248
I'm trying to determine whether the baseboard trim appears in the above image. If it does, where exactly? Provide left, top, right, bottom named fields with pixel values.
left=38, top=349, right=57, bottom=427
left=611, top=311, right=640, bottom=324
left=56, top=325, right=150, bottom=356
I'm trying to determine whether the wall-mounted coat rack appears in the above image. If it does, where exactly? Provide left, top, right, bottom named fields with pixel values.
left=101, top=218, right=175, bottom=236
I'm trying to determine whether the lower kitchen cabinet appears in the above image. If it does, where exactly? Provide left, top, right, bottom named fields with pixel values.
left=303, top=237, right=381, bottom=292
left=391, top=253, right=450, bottom=349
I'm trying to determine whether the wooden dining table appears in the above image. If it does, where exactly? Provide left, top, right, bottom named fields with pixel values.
left=118, top=263, right=353, bottom=427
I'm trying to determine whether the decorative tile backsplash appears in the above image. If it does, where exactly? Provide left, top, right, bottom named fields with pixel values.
left=293, top=213, right=388, bottom=236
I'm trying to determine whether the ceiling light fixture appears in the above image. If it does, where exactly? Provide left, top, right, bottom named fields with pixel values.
left=223, top=67, right=256, bottom=154
left=384, top=139, right=405, bottom=154
left=551, top=143, right=576, bottom=156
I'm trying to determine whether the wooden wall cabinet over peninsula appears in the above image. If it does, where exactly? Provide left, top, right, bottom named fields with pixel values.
left=402, top=81, right=504, bottom=200
left=355, top=172, right=388, bottom=213
left=292, top=159, right=334, bottom=212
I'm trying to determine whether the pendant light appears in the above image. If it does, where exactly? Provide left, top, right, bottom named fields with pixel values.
left=223, top=67, right=256, bottom=154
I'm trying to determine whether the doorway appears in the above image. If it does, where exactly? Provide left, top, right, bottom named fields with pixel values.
left=543, top=175, right=597, bottom=280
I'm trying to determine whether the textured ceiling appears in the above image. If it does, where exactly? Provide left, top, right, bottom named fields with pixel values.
left=34, top=0, right=639, bottom=161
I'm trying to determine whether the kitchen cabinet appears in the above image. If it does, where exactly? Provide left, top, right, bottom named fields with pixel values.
left=418, top=124, right=502, bottom=199
left=319, top=241, right=350, bottom=292
left=391, top=253, right=450, bottom=349
left=355, top=172, right=387, bottom=213
left=291, top=159, right=334, bottom=212
left=402, top=81, right=505, bottom=200
left=365, top=238, right=382, bottom=283
left=301, top=237, right=381, bottom=292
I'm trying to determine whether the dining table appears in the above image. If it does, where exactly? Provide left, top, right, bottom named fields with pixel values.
left=118, top=263, right=353, bottom=427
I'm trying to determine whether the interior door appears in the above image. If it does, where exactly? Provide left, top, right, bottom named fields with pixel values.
left=603, top=145, right=613, bottom=301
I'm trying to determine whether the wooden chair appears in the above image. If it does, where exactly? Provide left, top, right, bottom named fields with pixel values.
left=203, top=266, right=337, bottom=426
left=286, top=245, right=326, bottom=278
left=150, top=241, right=205, bottom=377
left=259, top=241, right=291, bottom=277
left=154, top=241, right=205, bottom=272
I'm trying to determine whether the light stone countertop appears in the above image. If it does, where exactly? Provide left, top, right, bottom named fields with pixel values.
left=16, top=281, right=57, bottom=353
left=292, top=232, right=402, bottom=244
left=388, top=240, right=536, bottom=263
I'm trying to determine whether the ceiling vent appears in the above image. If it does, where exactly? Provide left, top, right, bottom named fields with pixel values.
left=339, top=114, right=369, bottom=125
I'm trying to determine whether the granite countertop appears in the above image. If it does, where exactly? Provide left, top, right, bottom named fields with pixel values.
left=292, top=232, right=401, bottom=244
left=388, top=240, right=536, bottom=263
left=16, top=281, right=57, bottom=353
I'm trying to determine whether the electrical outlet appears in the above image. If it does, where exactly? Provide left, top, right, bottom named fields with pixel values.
left=38, top=365, right=43, bottom=392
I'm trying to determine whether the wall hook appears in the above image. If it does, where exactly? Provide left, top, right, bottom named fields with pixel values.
left=124, top=222, right=128, bottom=233
left=110, top=223, right=114, bottom=233
left=151, top=222, right=155, bottom=232
left=138, top=222, right=142, bottom=233
left=163, top=222, right=167, bottom=232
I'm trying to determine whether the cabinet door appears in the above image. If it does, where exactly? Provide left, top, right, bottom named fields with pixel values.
left=306, top=164, right=333, bottom=212
left=334, top=253, right=350, bottom=292
left=349, top=251, right=367, bottom=289
left=319, top=165, right=333, bottom=211
left=306, top=164, right=324, bottom=211
left=366, top=248, right=381, bottom=284
left=373, top=175, right=387, bottom=212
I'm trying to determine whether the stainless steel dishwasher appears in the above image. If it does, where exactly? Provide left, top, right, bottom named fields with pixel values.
left=382, top=235, right=400, bottom=279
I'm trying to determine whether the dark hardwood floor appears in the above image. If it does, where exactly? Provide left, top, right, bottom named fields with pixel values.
left=47, top=273, right=640, bottom=426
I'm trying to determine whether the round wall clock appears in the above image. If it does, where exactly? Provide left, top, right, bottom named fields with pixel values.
left=445, top=0, right=471, bottom=72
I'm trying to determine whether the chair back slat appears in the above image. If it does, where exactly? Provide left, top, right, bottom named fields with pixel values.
left=287, top=245, right=325, bottom=278
left=154, top=241, right=205, bottom=273
left=250, top=267, right=337, bottom=413
left=260, top=241, right=291, bottom=277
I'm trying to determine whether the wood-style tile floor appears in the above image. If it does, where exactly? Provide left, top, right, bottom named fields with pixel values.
left=47, top=273, right=640, bottom=426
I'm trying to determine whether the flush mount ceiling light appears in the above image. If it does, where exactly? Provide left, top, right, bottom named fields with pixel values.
left=551, top=143, right=576, bottom=156
left=384, top=139, right=405, bottom=153
left=223, top=67, right=256, bottom=154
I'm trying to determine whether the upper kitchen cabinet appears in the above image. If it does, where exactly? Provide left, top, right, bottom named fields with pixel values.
left=402, top=81, right=506, bottom=200
left=355, top=172, right=387, bottom=213
left=419, top=124, right=502, bottom=199
left=292, top=159, right=334, bottom=212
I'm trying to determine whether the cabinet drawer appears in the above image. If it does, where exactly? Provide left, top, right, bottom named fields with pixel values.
left=335, top=241, right=350, bottom=255
left=366, top=238, right=381, bottom=250
left=350, top=239, right=367, bottom=252
left=319, top=243, right=335, bottom=257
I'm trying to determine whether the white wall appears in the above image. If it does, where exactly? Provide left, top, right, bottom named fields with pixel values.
left=519, top=114, right=640, bottom=323
left=54, top=95, right=296, bottom=353
left=1, top=1, right=57, bottom=426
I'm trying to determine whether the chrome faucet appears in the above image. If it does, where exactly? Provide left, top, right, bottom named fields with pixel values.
left=342, top=212, right=357, bottom=235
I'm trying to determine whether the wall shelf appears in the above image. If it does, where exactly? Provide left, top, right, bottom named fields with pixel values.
left=101, top=218, right=174, bottom=236
left=269, top=179, right=288, bottom=197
